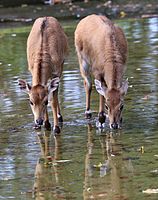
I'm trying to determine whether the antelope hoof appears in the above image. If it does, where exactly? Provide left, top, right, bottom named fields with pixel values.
left=53, top=126, right=60, bottom=134
left=85, top=110, right=92, bottom=119
left=96, top=121, right=106, bottom=128
left=58, top=114, right=63, bottom=123
left=44, top=120, right=51, bottom=131
left=34, top=124, right=41, bottom=130
left=110, top=123, right=119, bottom=129
left=98, top=111, right=106, bottom=124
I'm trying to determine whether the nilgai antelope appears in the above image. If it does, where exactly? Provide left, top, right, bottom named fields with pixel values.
left=75, top=14, right=128, bottom=129
left=18, top=17, right=68, bottom=133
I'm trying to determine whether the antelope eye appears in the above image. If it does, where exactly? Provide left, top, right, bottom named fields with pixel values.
left=120, top=104, right=124, bottom=111
left=29, top=100, right=34, bottom=106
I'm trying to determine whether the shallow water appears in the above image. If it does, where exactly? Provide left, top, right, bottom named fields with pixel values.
left=0, top=17, right=158, bottom=200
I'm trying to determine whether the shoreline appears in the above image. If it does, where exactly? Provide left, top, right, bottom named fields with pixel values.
left=0, top=1, right=158, bottom=27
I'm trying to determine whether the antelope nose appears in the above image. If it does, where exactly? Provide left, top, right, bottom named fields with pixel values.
left=111, top=123, right=118, bottom=129
left=36, top=119, right=43, bottom=125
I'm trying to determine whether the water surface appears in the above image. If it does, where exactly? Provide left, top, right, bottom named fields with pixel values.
left=0, top=17, right=158, bottom=200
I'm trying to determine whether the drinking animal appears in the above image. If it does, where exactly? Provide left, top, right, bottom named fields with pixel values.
left=75, top=14, right=128, bottom=129
left=18, top=16, right=68, bottom=133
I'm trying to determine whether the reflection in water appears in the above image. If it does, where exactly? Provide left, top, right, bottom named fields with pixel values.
left=0, top=18, right=158, bottom=199
left=83, top=125, right=127, bottom=200
left=33, top=131, right=69, bottom=200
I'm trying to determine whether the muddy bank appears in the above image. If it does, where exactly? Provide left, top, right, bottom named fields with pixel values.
left=0, top=1, right=158, bottom=26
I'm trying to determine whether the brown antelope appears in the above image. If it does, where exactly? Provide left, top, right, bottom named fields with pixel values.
left=75, top=14, right=128, bottom=129
left=18, top=17, right=68, bottom=133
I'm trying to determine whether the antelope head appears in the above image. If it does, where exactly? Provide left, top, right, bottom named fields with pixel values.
left=18, top=77, right=59, bottom=128
left=95, top=79, right=128, bottom=129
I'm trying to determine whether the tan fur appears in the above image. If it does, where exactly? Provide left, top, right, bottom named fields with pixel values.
left=75, top=14, right=128, bottom=128
left=27, top=16, right=68, bottom=86
left=21, top=17, right=68, bottom=132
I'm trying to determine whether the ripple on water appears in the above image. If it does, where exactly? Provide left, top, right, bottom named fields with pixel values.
left=0, top=17, right=158, bottom=200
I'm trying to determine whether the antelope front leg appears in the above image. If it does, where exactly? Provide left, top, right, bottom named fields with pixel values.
left=57, top=103, right=63, bottom=123
left=44, top=109, right=51, bottom=130
left=78, top=54, right=92, bottom=119
left=51, top=89, right=60, bottom=134
left=98, top=95, right=106, bottom=125
left=84, top=79, right=92, bottom=119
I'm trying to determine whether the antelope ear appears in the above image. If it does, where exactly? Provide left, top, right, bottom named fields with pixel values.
left=48, top=77, right=60, bottom=94
left=94, top=79, right=107, bottom=96
left=120, top=79, right=128, bottom=95
left=18, top=79, right=31, bottom=93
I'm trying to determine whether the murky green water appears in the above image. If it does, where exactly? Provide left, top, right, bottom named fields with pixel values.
left=0, top=17, right=158, bottom=200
